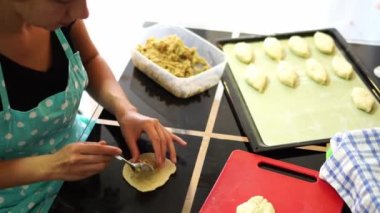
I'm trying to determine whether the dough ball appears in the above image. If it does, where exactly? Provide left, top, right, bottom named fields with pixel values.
left=245, top=65, right=268, bottom=93
left=234, top=42, right=254, bottom=64
left=305, top=58, right=328, bottom=85
left=236, top=195, right=275, bottom=213
left=332, top=55, right=353, bottom=80
left=276, top=61, right=298, bottom=88
left=313, top=31, right=335, bottom=54
left=263, top=37, right=284, bottom=61
left=122, top=153, right=176, bottom=192
left=288, top=35, right=310, bottom=58
left=351, top=87, right=375, bottom=113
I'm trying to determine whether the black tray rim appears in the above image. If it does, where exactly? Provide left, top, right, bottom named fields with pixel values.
left=217, top=28, right=380, bottom=152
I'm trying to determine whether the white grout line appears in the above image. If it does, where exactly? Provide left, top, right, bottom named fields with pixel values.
left=95, top=118, right=326, bottom=153
left=79, top=105, right=104, bottom=140
left=210, top=133, right=249, bottom=142
left=96, top=119, right=249, bottom=142
left=296, top=145, right=327, bottom=152
left=96, top=118, right=119, bottom=126
left=182, top=81, right=224, bottom=213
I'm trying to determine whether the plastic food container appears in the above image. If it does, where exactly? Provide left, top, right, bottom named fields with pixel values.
left=131, top=24, right=226, bottom=98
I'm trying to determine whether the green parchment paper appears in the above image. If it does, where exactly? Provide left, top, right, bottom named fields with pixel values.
left=223, top=36, right=380, bottom=146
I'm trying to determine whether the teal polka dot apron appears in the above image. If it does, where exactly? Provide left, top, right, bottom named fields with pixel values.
left=0, top=29, right=95, bottom=212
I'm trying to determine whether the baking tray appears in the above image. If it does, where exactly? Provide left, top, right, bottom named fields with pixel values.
left=217, top=28, right=380, bottom=152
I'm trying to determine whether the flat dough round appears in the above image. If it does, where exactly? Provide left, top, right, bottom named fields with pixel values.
left=122, top=153, right=176, bottom=192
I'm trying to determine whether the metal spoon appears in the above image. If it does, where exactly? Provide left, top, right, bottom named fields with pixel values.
left=114, top=155, right=154, bottom=172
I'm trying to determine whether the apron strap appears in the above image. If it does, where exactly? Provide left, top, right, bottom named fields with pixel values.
left=0, top=63, right=10, bottom=110
left=0, top=29, right=72, bottom=111
left=54, top=28, right=74, bottom=59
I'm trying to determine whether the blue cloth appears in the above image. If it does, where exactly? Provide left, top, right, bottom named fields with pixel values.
left=0, top=28, right=94, bottom=212
left=319, top=128, right=380, bottom=213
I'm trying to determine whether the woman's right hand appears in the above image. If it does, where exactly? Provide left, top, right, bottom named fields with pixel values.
left=48, top=141, right=122, bottom=181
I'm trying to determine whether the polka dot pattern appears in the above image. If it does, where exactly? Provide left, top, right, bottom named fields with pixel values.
left=61, top=101, right=69, bottom=110
left=73, top=65, right=79, bottom=72
left=5, top=133, right=12, bottom=140
left=42, top=116, right=49, bottom=122
left=45, top=99, right=53, bottom=107
left=27, top=202, right=35, bottom=209
left=62, top=43, right=69, bottom=51
left=0, top=28, right=92, bottom=211
left=29, top=112, right=37, bottom=119
left=17, top=122, right=24, bottom=128
left=18, top=141, right=26, bottom=147
left=4, top=112, right=11, bottom=120
left=49, top=139, right=55, bottom=146
left=31, top=129, right=39, bottom=136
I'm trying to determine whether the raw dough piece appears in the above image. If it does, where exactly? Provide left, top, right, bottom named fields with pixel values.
left=351, top=87, right=375, bottom=113
left=314, top=31, right=335, bottom=54
left=331, top=55, right=353, bottom=80
left=245, top=65, right=268, bottom=93
left=122, top=153, right=176, bottom=192
left=276, top=61, right=298, bottom=88
left=288, top=35, right=310, bottom=58
left=305, top=58, right=328, bottom=85
left=236, top=195, right=275, bottom=213
left=263, top=37, right=284, bottom=61
left=234, top=42, right=254, bottom=64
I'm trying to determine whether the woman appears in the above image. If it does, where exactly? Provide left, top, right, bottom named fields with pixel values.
left=0, top=0, right=187, bottom=211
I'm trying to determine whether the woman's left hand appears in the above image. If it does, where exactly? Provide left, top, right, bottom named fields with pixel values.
left=117, top=110, right=187, bottom=167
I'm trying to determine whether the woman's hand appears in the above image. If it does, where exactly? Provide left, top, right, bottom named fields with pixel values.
left=73, top=20, right=186, bottom=168
left=118, top=110, right=187, bottom=167
left=49, top=141, right=122, bottom=181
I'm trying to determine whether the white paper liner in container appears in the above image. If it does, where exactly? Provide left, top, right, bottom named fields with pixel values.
left=131, top=24, right=226, bottom=98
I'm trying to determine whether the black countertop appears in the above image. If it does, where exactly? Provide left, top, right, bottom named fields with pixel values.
left=50, top=26, right=379, bottom=213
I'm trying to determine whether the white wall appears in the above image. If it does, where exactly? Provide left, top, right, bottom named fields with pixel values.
left=79, top=0, right=380, bottom=117
left=84, top=0, right=379, bottom=76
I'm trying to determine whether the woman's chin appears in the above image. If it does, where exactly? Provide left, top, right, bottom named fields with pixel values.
left=36, top=24, right=62, bottom=31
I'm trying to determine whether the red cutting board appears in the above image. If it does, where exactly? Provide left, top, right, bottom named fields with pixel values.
left=200, top=150, right=343, bottom=212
